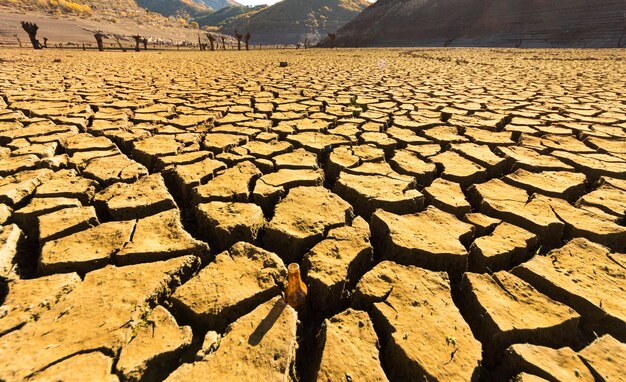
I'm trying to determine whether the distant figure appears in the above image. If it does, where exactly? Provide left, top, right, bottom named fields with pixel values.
left=21, top=21, right=43, bottom=49
left=328, top=33, right=336, bottom=49
left=245, top=32, right=251, bottom=51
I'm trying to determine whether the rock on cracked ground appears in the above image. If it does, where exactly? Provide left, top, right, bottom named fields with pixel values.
left=0, top=48, right=625, bottom=382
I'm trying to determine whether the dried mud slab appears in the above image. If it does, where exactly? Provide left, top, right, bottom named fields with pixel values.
left=302, top=216, right=373, bottom=313
left=168, top=157, right=227, bottom=198
left=0, top=224, right=23, bottom=279
left=0, top=169, right=53, bottom=206
left=353, top=261, right=482, bottom=381
left=94, top=174, right=176, bottom=220
left=166, top=296, right=297, bottom=382
left=0, top=154, right=40, bottom=177
left=333, top=169, right=423, bottom=218
left=430, top=150, right=488, bottom=188
left=551, top=150, right=626, bottom=180
left=469, top=222, right=538, bottom=273
left=195, top=202, right=265, bottom=252
left=171, top=242, right=286, bottom=330
left=37, top=206, right=99, bottom=243
left=460, top=272, right=580, bottom=364
left=192, top=161, right=261, bottom=204
left=34, top=170, right=99, bottom=204
left=501, top=344, right=594, bottom=382
left=0, top=272, right=81, bottom=336
left=371, top=207, right=474, bottom=277
left=503, top=169, right=587, bottom=202
left=576, top=183, right=626, bottom=218
left=38, top=220, right=135, bottom=275
left=468, top=179, right=564, bottom=247
left=423, top=177, right=472, bottom=217
left=117, top=209, right=208, bottom=265
left=264, top=186, right=353, bottom=263
left=513, top=238, right=626, bottom=341
left=315, top=309, right=388, bottom=382
left=577, top=335, right=626, bottom=382
left=13, top=197, right=82, bottom=229
left=31, top=352, right=119, bottom=382
left=82, top=154, right=149, bottom=186
left=536, top=195, right=626, bottom=251
left=496, top=146, right=574, bottom=172
left=117, top=306, right=192, bottom=382
left=0, top=256, right=199, bottom=382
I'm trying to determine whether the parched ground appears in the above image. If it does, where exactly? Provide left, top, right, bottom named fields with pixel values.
left=0, top=48, right=625, bottom=382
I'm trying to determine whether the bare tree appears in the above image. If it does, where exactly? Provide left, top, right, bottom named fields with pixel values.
left=198, top=34, right=204, bottom=51
left=221, top=36, right=226, bottom=50
left=327, top=33, right=336, bottom=48
left=245, top=32, right=251, bottom=51
left=443, top=36, right=455, bottom=47
left=114, top=36, right=126, bottom=52
left=235, top=30, right=243, bottom=51
left=132, top=35, right=142, bottom=52
left=207, top=34, right=215, bottom=51
left=13, top=34, right=22, bottom=47
left=21, top=22, right=43, bottom=49
left=304, top=38, right=309, bottom=49
left=94, top=31, right=104, bottom=51
left=514, top=38, right=523, bottom=48
left=43, top=37, right=48, bottom=48
left=142, top=37, right=148, bottom=50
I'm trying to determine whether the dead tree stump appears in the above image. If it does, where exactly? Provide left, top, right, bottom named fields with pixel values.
left=235, top=30, right=243, bottom=51
left=21, top=21, right=43, bottom=49
left=207, top=34, right=215, bottom=51
left=328, top=33, right=336, bottom=49
left=94, top=31, right=104, bottom=51
left=245, top=32, right=251, bottom=51
left=132, top=35, right=141, bottom=52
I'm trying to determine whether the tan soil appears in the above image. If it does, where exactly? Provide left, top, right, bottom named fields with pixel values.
left=0, top=48, right=625, bottom=381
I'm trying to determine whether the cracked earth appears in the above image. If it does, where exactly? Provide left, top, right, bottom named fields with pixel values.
left=0, top=48, right=624, bottom=382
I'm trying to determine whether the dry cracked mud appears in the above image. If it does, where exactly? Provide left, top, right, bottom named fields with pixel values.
left=0, top=48, right=624, bottom=382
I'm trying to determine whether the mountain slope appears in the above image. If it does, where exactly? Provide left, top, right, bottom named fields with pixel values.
left=220, top=0, right=371, bottom=44
left=0, top=0, right=192, bottom=27
left=196, top=0, right=242, bottom=10
left=328, top=0, right=626, bottom=48
left=195, top=5, right=268, bottom=28
left=135, top=0, right=209, bottom=17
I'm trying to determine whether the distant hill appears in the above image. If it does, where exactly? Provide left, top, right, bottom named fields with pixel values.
left=220, top=0, right=371, bottom=44
left=327, top=0, right=626, bottom=48
left=0, top=0, right=195, bottom=27
left=195, top=5, right=268, bottom=28
left=196, top=0, right=242, bottom=10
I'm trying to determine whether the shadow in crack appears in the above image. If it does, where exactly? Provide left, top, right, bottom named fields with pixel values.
left=248, top=298, right=286, bottom=346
